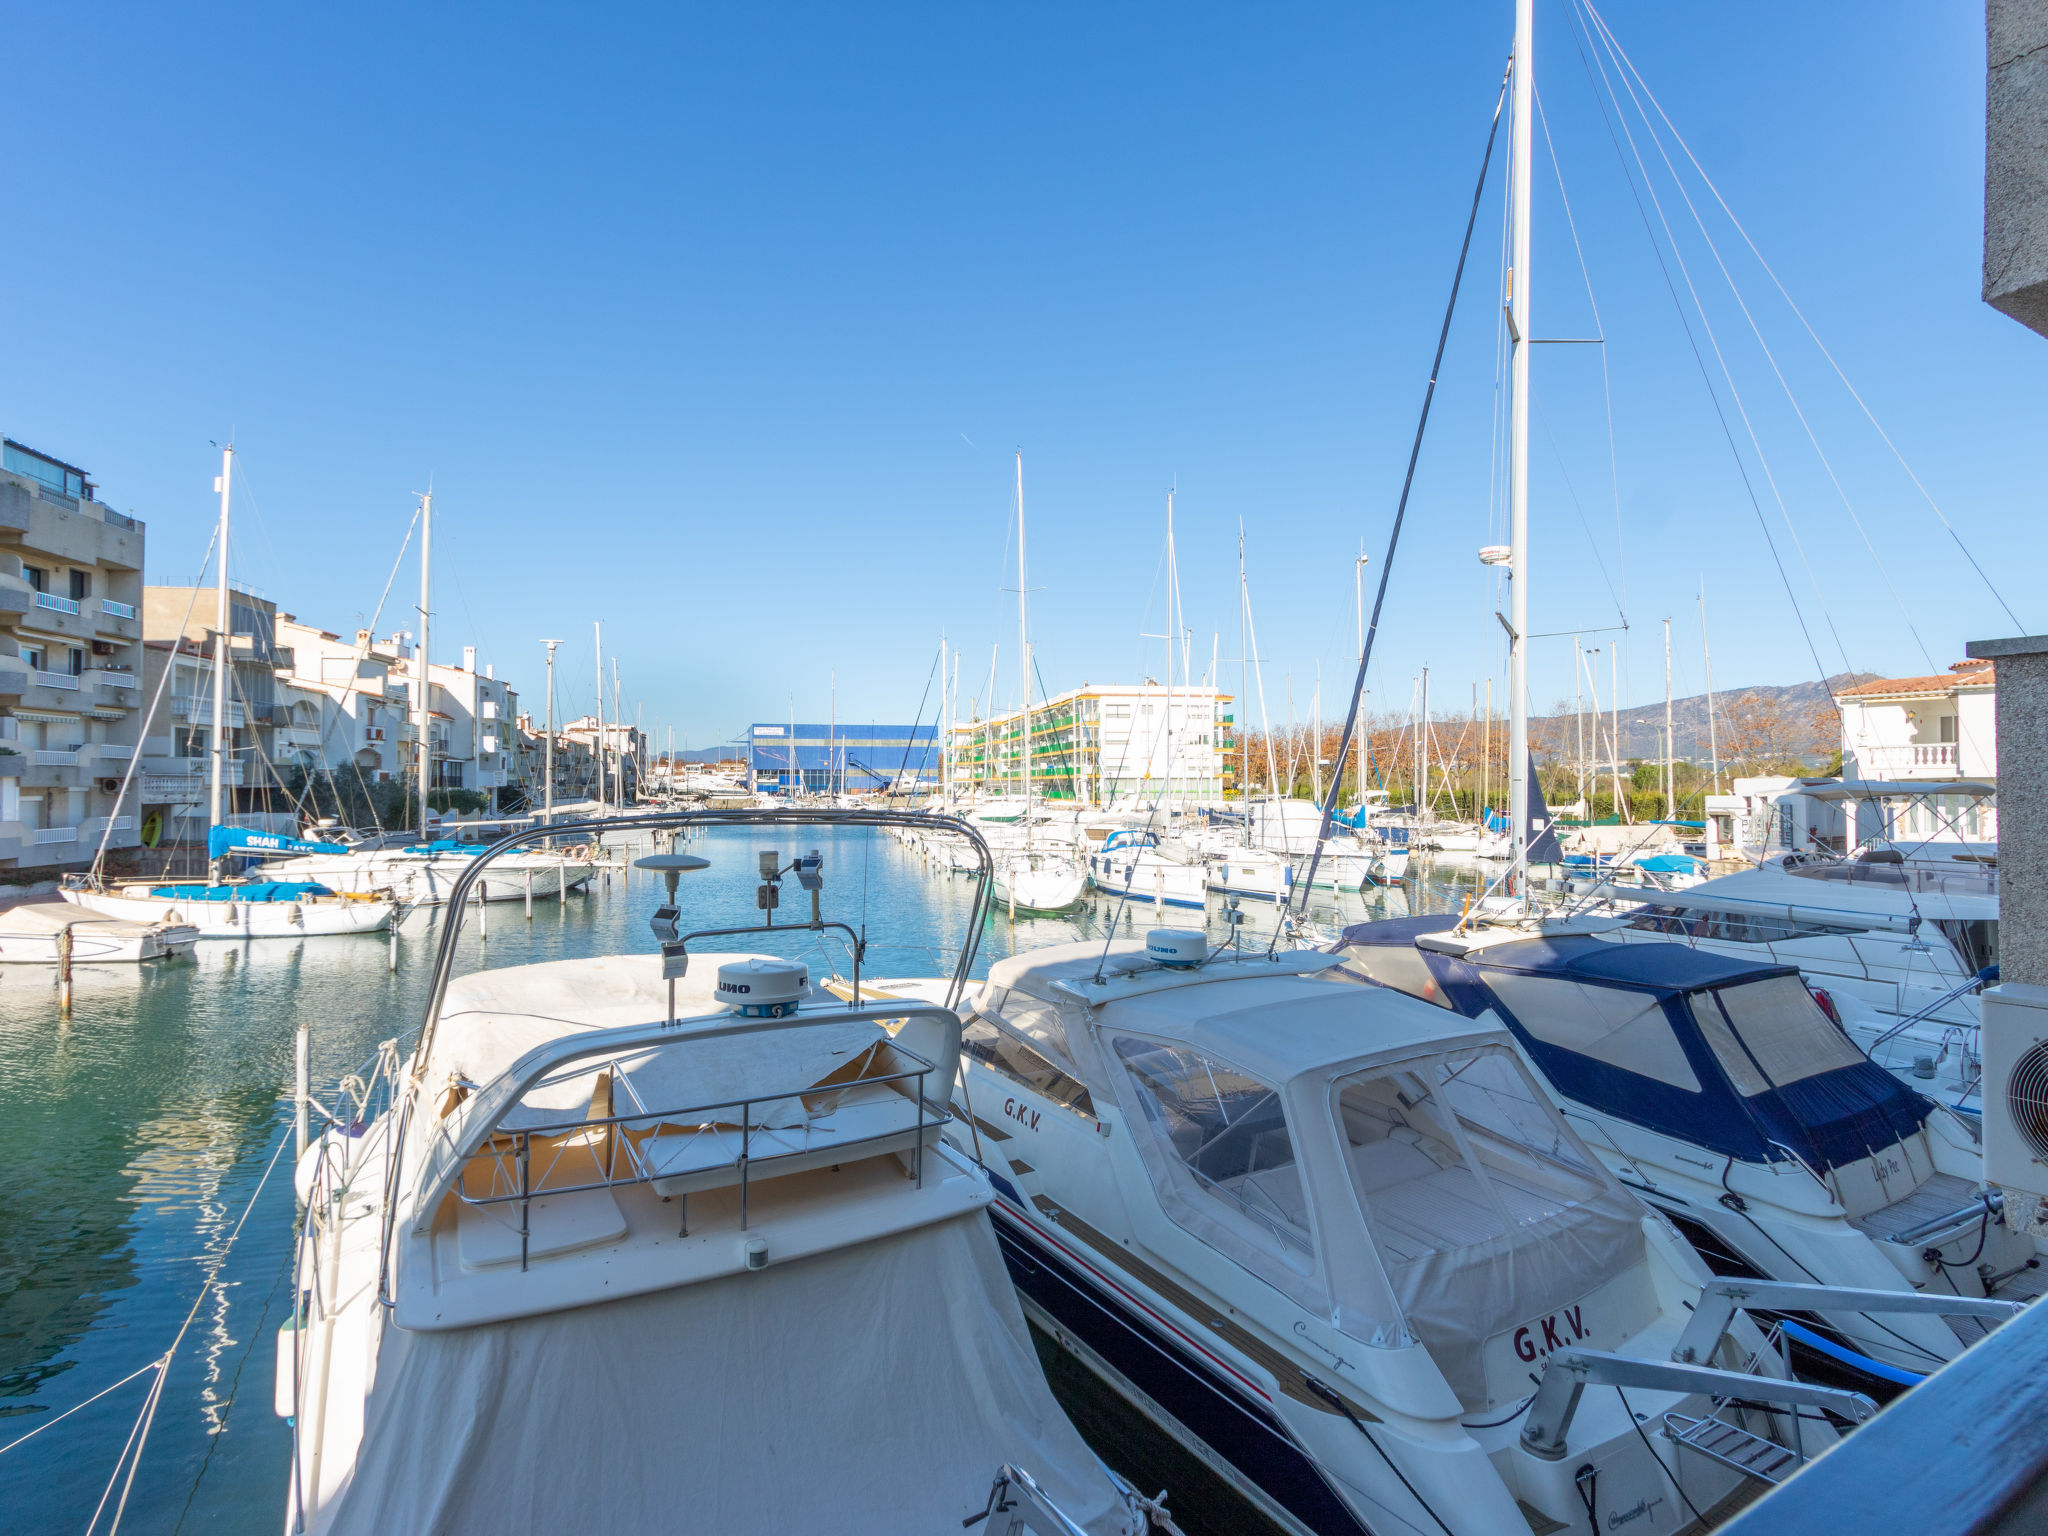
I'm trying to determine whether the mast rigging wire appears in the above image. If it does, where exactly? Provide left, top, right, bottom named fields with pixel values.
left=1289, top=53, right=1513, bottom=917
left=1558, top=0, right=1846, bottom=701
left=1577, top=0, right=2022, bottom=632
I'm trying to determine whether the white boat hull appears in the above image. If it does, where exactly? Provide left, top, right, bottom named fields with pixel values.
left=993, top=859, right=1087, bottom=913
left=263, top=851, right=595, bottom=906
left=65, top=887, right=393, bottom=939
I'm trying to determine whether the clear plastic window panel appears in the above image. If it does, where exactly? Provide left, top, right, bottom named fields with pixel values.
left=1699, top=976, right=1866, bottom=1092
left=1113, top=1037, right=1310, bottom=1252
left=1480, top=971, right=1700, bottom=1090
left=1334, top=1048, right=1605, bottom=1264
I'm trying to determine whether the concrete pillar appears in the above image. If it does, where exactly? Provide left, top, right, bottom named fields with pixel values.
left=1967, top=634, right=2048, bottom=983
left=1986, top=0, right=2048, bottom=335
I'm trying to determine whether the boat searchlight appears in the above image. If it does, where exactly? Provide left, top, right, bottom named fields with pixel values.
left=635, top=851, right=711, bottom=943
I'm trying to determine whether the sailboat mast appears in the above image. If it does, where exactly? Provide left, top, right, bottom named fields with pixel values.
left=208, top=446, right=233, bottom=874
left=1240, top=530, right=1251, bottom=836
left=1016, top=452, right=1030, bottom=818
left=1701, top=583, right=1722, bottom=794
left=594, top=622, right=607, bottom=810
left=1355, top=546, right=1368, bottom=810
left=1164, top=491, right=1176, bottom=807
left=542, top=639, right=560, bottom=824
left=1507, top=0, right=1534, bottom=895
left=1663, top=618, right=1675, bottom=821
left=415, top=491, right=433, bottom=839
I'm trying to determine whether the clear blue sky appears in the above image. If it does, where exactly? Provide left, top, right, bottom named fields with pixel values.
left=3, top=2, right=2036, bottom=750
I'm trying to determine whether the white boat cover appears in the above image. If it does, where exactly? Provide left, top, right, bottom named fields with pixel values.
left=319, top=1210, right=1133, bottom=1536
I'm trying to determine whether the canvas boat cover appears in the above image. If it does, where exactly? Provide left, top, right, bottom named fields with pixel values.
left=318, top=1210, right=1134, bottom=1536
left=1334, top=917, right=1935, bottom=1173
left=146, top=881, right=336, bottom=902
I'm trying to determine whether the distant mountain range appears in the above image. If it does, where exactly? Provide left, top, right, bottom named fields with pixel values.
left=1537, top=673, right=1874, bottom=763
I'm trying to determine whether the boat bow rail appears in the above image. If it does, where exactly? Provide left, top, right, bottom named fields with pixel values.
left=406, top=1001, right=964, bottom=1246
left=380, top=806, right=998, bottom=1311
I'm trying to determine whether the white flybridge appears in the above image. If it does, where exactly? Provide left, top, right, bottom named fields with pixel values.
left=283, top=808, right=1159, bottom=1536
left=991, top=453, right=1087, bottom=916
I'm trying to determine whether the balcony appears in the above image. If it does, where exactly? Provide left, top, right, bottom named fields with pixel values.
left=32, top=592, right=80, bottom=616
left=90, top=669, right=137, bottom=694
left=33, top=749, right=78, bottom=766
left=99, top=599, right=136, bottom=620
left=170, top=696, right=244, bottom=727
left=140, top=761, right=243, bottom=796
left=92, top=743, right=133, bottom=763
left=31, top=827, right=77, bottom=846
left=1852, top=742, right=1965, bottom=779
left=35, top=671, right=80, bottom=692
left=86, top=815, right=135, bottom=835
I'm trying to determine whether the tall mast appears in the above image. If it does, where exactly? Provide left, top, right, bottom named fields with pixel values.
left=1355, top=546, right=1369, bottom=810
left=208, top=446, right=233, bottom=877
left=593, top=622, right=607, bottom=809
left=1701, top=583, right=1722, bottom=794
left=542, top=639, right=561, bottom=823
left=1016, top=452, right=1030, bottom=820
left=1506, top=0, right=1534, bottom=895
left=1240, top=530, right=1251, bottom=835
left=415, top=491, right=433, bottom=839
left=1164, top=490, right=1176, bottom=805
left=1663, top=618, right=1675, bottom=821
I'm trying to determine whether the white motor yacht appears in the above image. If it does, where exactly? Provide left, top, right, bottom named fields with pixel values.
left=62, top=878, right=394, bottom=938
left=993, top=848, right=1089, bottom=914
left=883, top=932, right=1885, bottom=1536
left=1085, top=831, right=1207, bottom=910
left=0, top=901, right=197, bottom=963
left=283, top=811, right=1158, bottom=1536
left=1328, top=914, right=2033, bottom=1389
left=1599, top=853, right=1998, bottom=1115
left=264, top=838, right=597, bottom=906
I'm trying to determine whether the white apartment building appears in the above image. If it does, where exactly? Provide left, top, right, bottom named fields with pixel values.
left=1839, top=660, right=1997, bottom=782
left=949, top=683, right=1233, bottom=804
left=0, top=439, right=147, bottom=870
left=427, top=647, right=520, bottom=801
left=274, top=617, right=414, bottom=787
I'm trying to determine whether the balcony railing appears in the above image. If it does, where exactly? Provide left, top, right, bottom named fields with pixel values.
left=32, top=749, right=78, bottom=766
left=93, top=743, right=133, bottom=762
left=36, top=671, right=80, bottom=691
left=1853, top=742, right=1963, bottom=777
left=32, top=592, right=80, bottom=616
left=99, top=599, right=136, bottom=620
left=170, top=696, right=244, bottom=726
left=92, top=669, right=137, bottom=690
left=31, top=827, right=77, bottom=845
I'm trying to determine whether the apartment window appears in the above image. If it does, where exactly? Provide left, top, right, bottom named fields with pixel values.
left=21, top=566, right=45, bottom=593
left=1939, top=715, right=1958, bottom=744
left=175, top=728, right=207, bottom=758
left=4, top=444, right=87, bottom=498
left=68, top=648, right=85, bottom=676
left=21, top=647, right=43, bottom=672
left=68, top=570, right=90, bottom=602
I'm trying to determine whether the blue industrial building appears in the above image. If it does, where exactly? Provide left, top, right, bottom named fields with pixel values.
left=748, top=723, right=942, bottom=792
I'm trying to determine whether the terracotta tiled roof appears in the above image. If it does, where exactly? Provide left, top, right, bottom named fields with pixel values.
left=1837, top=662, right=1993, bottom=700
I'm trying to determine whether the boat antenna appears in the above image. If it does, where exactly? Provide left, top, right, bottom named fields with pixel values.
left=1286, top=52, right=1514, bottom=926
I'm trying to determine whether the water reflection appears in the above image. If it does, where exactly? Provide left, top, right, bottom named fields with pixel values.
left=0, top=827, right=1483, bottom=1533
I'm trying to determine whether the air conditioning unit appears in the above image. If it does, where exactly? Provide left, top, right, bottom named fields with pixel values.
left=97, top=778, right=122, bottom=794
left=1980, top=982, right=2048, bottom=1237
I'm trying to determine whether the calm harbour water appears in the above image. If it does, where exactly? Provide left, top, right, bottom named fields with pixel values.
left=0, top=827, right=1489, bottom=1536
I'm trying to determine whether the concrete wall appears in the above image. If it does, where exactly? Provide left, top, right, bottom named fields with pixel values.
left=1968, top=636, right=2048, bottom=984
left=1988, top=0, right=2048, bottom=335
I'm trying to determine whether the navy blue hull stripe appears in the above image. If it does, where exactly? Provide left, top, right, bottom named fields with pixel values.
left=989, top=1205, right=1375, bottom=1536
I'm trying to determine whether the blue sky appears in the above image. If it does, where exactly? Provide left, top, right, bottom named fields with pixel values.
left=2, top=3, right=2035, bottom=750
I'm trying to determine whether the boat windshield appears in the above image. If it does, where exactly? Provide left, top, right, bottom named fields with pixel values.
left=1335, top=1046, right=1609, bottom=1262
left=1333, top=1044, right=1640, bottom=1406
left=1685, top=975, right=1867, bottom=1096
left=1114, top=1037, right=1312, bottom=1257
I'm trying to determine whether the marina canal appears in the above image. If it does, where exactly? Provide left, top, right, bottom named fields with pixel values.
left=0, top=828, right=1486, bottom=1536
